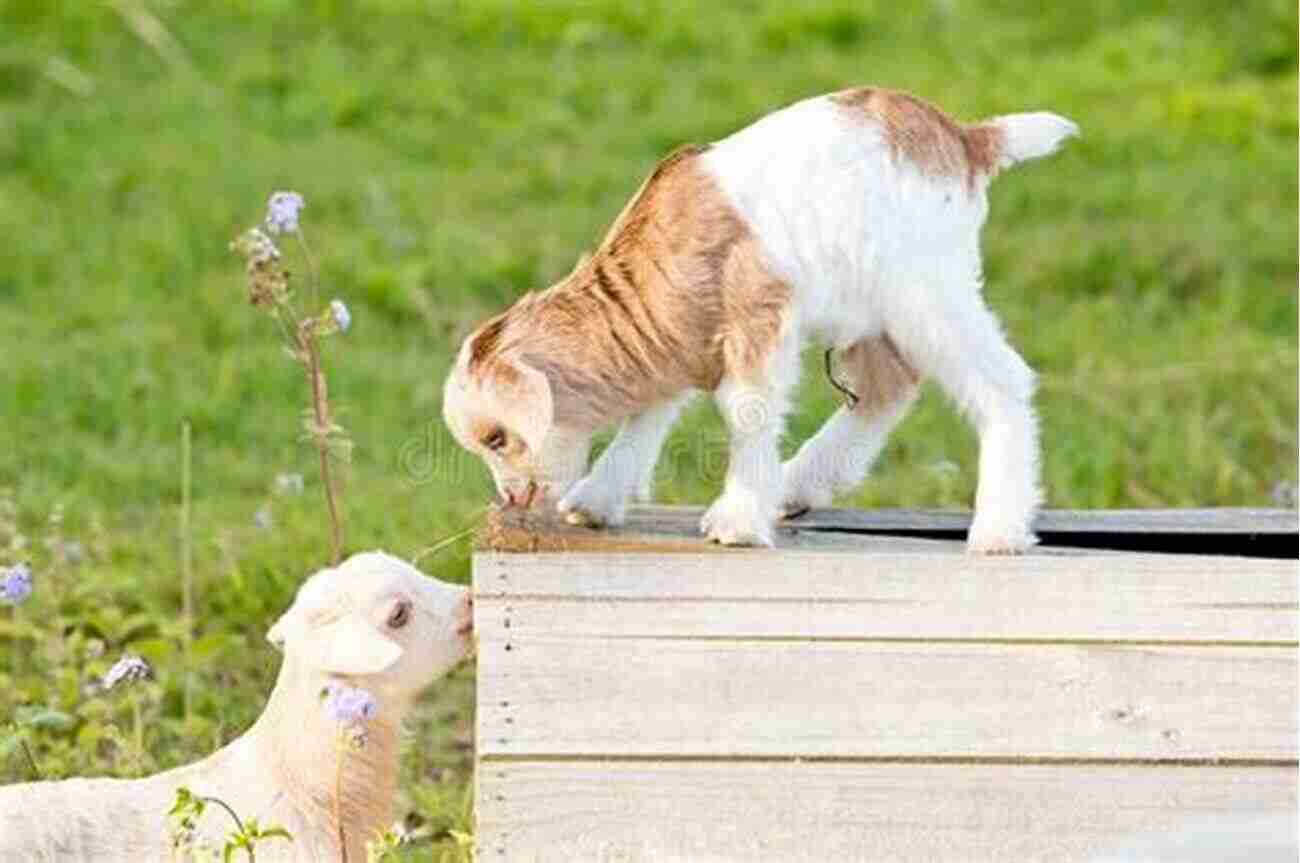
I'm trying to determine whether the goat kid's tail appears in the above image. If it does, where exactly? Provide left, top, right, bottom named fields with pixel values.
left=972, top=112, right=1079, bottom=175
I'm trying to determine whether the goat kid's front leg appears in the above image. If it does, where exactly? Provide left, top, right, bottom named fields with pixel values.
left=558, top=396, right=688, bottom=527
left=702, top=379, right=787, bottom=547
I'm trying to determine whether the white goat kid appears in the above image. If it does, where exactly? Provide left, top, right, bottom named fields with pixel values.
left=443, top=87, right=1078, bottom=552
left=0, top=552, right=473, bottom=862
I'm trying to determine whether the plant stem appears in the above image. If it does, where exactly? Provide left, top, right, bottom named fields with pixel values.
left=180, top=420, right=193, bottom=723
left=199, top=794, right=250, bottom=860
left=18, top=739, right=41, bottom=780
left=301, top=326, right=343, bottom=565
left=410, top=507, right=488, bottom=566
left=335, top=742, right=349, bottom=863
left=131, top=698, right=144, bottom=774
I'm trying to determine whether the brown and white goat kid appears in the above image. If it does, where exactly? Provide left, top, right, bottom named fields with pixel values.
left=0, top=552, right=473, bottom=862
left=443, top=87, right=1078, bottom=552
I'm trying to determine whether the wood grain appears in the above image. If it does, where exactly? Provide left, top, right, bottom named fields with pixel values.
left=477, top=635, right=1298, bottom=760
left=471, top=508, right=1298, bottom=857
left=473, top=552, right=1298, bottom=642
left=787, top=506, right=1300, bottom=535
left=477, top=506, right=978, bottom=554
left=476, top=505, right=1298, bottom=555
left=477, top=761, right=1298, bottom=863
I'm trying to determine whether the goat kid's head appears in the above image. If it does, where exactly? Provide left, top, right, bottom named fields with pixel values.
left=267, top=551, right=473, bottom=697
left=442, top=327, right=591, bottom=507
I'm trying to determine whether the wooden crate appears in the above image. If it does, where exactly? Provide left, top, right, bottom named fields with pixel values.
left=473, top=507, right=1298, bottom=862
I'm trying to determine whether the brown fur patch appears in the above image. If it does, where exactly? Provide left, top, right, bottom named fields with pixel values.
left=961, top=122, right=1006, bottom=178
left=464, top=144, right=793, bottom=429
left=831, top=87, right=1004, bottom=185
left=837, top=334, right=920, bottom=415
left=467, top=312, right=509, bottom=373
left=717, top=237, right=793, bottom=383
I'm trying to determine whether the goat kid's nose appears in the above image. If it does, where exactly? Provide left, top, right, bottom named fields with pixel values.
left=499, top=480, right=543, bottom=510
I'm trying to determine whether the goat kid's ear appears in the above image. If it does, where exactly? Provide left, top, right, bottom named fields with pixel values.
left=267, top=615, right=288, bottom=651
left=494, top=357, right=553, bottom=454
left=310, top=615, right=405, bottom=676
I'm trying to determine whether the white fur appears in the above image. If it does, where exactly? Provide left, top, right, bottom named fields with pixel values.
left=990, top=112, right=1080, bottom=168
left=700, top=313, right=801, bottom=546
left=0, top=553, right=472, bottom=862
left=560, top=394, right=692, bottom=527
left=782, top=389, right=920, bottom=513
left=687, top=94, right=1068, bottom=551
left=564, top=93, right=1074, bottom=551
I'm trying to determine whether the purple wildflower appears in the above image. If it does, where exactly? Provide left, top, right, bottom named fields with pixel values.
left=103, top=654, right=153, bottom=690
left=329, top=299, right=351, bottom=334
left=321, top=682, right=377, bottom=724
left=265, top=191, right=305, bottom=235
left=1, top=563, right=32, bottom=605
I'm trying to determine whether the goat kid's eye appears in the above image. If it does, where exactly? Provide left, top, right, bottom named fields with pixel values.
left=482, top=427, right=507, bottom=452
left=387, top=601, right=412, bottom=629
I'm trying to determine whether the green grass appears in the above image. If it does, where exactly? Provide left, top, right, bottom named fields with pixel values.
left=0, top=0, right=1295, bottom=857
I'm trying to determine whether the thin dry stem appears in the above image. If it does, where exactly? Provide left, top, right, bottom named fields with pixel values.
left=18, top=739, right=41, bottom=780
left=410, top=506, right=489, bottom=566
left=301, top=322, right=344, bottom=565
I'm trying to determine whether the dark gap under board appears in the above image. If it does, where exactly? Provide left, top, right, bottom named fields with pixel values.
left=796, top=527, right=1299, bottom=559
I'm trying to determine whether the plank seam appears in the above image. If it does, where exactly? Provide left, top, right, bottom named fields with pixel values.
left=479, top=753, right=1299, bottom=768
left=474, top=592, right=1299, bottom=608
left=479, top=633, right=1300, bottom=647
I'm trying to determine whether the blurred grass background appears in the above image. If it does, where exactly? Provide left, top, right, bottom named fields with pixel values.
left=0, top=0, right=1295, bottom=857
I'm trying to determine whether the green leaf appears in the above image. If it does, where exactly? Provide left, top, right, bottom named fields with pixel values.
left=14, top=706, right=75, bottom=731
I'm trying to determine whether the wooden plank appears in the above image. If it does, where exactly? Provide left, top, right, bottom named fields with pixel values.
left=786, top=506, right=1300, bottom=535
left=477, top=636, right=1298, bottom=759
left=476, top=761, right=1298, bottom=863
left=556, top=504, right=1299, bottom=538
left=474, top=553, right=1299, bottom=642
left=478, top=506, right=979, bottom=554
left=478, top=506, right=1298, bottom=556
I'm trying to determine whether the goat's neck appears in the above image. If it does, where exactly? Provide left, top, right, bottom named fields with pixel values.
left=250, top=662, right=405, bottom=857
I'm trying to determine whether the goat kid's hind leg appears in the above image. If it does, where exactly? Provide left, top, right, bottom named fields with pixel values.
left=558, top=395, right=689, bottom=527
left=782, top=335, right=920, bottom=516
left=892, top=286, right=1042, bottom=554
